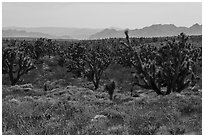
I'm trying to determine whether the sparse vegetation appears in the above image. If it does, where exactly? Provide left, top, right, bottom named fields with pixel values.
left=2, top=33, right=202, bottom=135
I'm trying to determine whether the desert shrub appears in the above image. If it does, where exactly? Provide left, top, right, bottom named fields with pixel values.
left=43, top=100, right=93, bottom=134
left=127, top=107, right=180, bottom=135
left=3, top=96, right=52, bottom=134
left=95, top=92, right=109, bottom=99
left=2, top=95, right=96, bottom=135
left=166, top=117, right=201, bottom=135
left=84, top=108, right=128, bottom=135
left=107, top=125, right=128, bottom=135
left=2, top=99, right=41, bottom=134
left=2, top=85, right=13, bottom=98
left=168, top=124, right=186, bottom=135
left=42, top=56, right=58, bottom=67
left=179, top=103, right=201, bottom=116
left=99, top=108, right=127, bottom=127
left=171, top=94, right=202, bottom=116
left=128, top=114, right=161, bottom=135
left=85, top=115, right=109, bottom=134
left=8, top=85, right=34, bottom=96
left=92, top=99, right=114, bottom=111
left=123, top=94, right=183, bottom=135
left=2, top=101, right=20, bottom=133
left=126, top=92, right=201, bottom=135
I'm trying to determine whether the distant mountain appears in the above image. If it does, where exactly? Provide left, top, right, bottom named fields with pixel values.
left=89, top=24, right=202, bottom=39
left=2, top=29, right=72, bottom=39
left=3, top=27, right=102, bottom=39
left=3, top=24, right=202, bottom=40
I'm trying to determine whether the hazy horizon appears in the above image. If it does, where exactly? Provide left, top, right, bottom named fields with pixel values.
left=3, top=23, right=202, bottom=30
left=3, top=2, right=202, bottom=29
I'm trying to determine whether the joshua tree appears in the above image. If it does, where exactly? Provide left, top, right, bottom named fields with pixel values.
left=116, top=31, right=201, bottom=95
left=33, top=38, right=47, bottom=60
left=66, top=43, right=87, bottom=77
left=85, top=43, right=113, bottom=90
left=2, top=47, right=36, bottom=85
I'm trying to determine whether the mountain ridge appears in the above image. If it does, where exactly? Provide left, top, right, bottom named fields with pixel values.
left=90, top=23, right=202, bottom=39
left=3, top=23, right=202, bottom=40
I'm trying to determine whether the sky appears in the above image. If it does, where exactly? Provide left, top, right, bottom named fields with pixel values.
left=2, top=2, right=202, bottom=29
